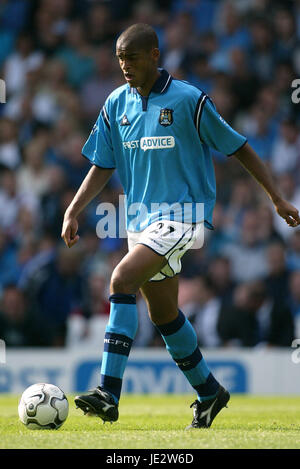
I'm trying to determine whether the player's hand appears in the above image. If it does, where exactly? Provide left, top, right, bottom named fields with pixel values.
left=61, top=215, right=80, bottom=248
left=274, top=199, right=300, bottom=227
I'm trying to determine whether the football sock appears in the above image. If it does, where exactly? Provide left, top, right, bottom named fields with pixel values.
left=100, top=293, right=138, bottom=403
left=155, top=310, right=220, bottom=401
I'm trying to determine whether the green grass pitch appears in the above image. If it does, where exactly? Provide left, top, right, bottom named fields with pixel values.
left=1, top=394, right=300, bottom=449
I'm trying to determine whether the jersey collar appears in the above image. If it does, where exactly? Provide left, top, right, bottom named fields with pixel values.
left=130, top=68, right=172, bottom=95
left=151, top=68, right=173, bottom=94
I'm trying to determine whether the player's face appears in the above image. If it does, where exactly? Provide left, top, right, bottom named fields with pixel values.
left=116, top=46, right=158, bottom=89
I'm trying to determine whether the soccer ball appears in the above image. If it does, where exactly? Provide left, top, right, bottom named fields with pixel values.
left=18, top=383, right=69, bottom=430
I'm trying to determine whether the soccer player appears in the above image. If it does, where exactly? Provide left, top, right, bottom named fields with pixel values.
left=61, top=24, right=300, bottom=428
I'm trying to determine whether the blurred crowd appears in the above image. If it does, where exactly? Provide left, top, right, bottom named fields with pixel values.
left=0, top=0, right=300, bottom=349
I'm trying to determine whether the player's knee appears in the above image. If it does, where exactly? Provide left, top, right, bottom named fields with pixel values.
left=110, top=267, right=138, bottom=294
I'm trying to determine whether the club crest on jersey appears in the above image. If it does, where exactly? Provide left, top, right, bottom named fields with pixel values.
left=159, top=108, right=173, bottom=126
left=120, top=114, right=131, bottom=126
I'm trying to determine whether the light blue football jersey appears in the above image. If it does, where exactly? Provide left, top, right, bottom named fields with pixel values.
left=82, top=69, right=247, bottom=231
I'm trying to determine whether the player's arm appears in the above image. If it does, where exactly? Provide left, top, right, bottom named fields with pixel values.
left=197, top=96, right=300, bottom=227
left=61, top=165, right=114, bottom=248
left=233, top=142, right=300, bottom=227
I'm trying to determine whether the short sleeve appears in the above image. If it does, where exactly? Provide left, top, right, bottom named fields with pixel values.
left=82, top=104, right=116, bottom=169
left=198, top=98, right=247, bottom=156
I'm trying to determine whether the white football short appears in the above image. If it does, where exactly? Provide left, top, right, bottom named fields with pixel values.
left=127, top=220, right=204, bottom=281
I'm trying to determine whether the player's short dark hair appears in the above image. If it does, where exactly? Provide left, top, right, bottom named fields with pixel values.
left=116, top=23, right=159, bottom=51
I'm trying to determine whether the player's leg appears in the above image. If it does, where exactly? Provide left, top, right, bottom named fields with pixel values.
left=75, top=244, right=168, bottom=421
left=140, top=277, right=230, bottom=428
left=110, top=243, right=168, bottom=294
left=141, top=277, right=220, bottom=400
left=100, top=244, right=168, bottom=399
left=140, top=276, right=179, bottom=324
